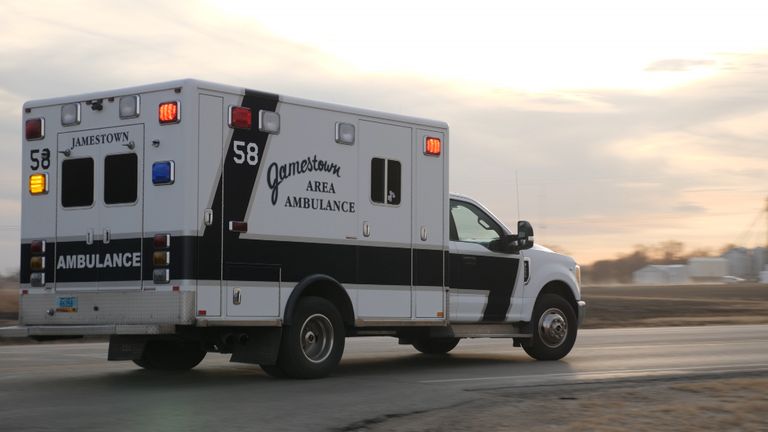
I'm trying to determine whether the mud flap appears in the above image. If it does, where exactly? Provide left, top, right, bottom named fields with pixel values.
left=108, top=335, right=147, bottom=361
left=229, top=327, right=282, bottom=365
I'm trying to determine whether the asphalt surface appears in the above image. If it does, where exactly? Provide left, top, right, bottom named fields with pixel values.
left=1, top=325, right=766, bottom=431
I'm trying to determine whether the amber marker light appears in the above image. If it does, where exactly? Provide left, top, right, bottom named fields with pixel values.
left=29, top=173, right=48, bottom=195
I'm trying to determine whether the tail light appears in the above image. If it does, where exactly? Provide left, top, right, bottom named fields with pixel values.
left=153, top=233, right=170, bottom=284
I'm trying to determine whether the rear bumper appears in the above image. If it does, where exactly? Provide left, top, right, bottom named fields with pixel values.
left=577, top=300, right=587, bottom=327
left=0, top=324, right=176, bottom=337
left=18, top=290, right=195, bottom=326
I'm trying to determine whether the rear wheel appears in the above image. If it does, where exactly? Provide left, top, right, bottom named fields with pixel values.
left=275, top=296, right=345, bottom=379
left=522, top=293, right=577, bottom=361
left=412, top=337, right=460, bottom=355
left=133, top=340, right=206, bottom=371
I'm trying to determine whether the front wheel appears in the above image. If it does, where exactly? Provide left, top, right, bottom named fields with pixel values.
left=522, top=293, right=577, bottom=361
left=133, top=340, right=206, bottom=371
left=412, top=337, right=460, bottom=354
left=274, top=296, right=345, bottom=379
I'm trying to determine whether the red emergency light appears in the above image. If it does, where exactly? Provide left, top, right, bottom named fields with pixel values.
left=229, top=106, right=252, bottom=129
left=158, top=102, right=179, bottom=124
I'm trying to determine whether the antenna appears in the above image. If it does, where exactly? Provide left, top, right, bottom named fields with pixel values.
left=515, top=171, right=521, bottom=220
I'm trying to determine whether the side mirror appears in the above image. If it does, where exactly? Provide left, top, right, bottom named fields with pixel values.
left=489, top=220, right=535, bottom=254
left=516, top=220, right=534, bottom=251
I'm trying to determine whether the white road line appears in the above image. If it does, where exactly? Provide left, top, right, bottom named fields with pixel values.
left=419, top=363, right=768, bottom=384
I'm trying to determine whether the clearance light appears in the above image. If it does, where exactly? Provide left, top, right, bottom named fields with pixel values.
left=119, top=95, right=140, bottom=119
left=198, top=309, right=207, bottom=316
left=228, top=106, right=252, bottom=129
left=152, top=161, right=175, bottom=185
left=153, top=268, right=170, bottom=284
left=153, top=251, right=170, bottom=267
left=29, top=174, right=48, bottom=195
left=424, top=137, right=441, bottom=156
left=61, top=104, right=81, bottom=126
left=158, top=101, right=180, bottom=124
left=25, top=118, right=44, bottom=140
left=258, top=110, right=280, bottom=134
left=30, top=272, right=45, bottom=288
left=30, top=256, right=46, bottom=271
left=335, top=122, right=355, bottom=145
left=153, top=234, right=170, bottom=249
left=30, top=240, right=46, bottom=254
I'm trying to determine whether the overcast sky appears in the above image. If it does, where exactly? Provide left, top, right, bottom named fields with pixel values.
left=1, top=0, right=767, bottom=272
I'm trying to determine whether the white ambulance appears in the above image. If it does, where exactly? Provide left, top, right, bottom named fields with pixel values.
left=2, top=79, right=585, bottom=378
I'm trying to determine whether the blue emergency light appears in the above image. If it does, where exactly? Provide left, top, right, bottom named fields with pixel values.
left=152, top=161, right=175, bottom=185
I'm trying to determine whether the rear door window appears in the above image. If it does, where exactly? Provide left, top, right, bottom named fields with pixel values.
left=104, top=153, right=138, bottom=205
left=61, top=157, right=94, bottom=208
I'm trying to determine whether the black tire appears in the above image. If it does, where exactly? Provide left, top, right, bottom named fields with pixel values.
left=132, top=340, right=206, bottom=371
left=412, top=337, right=460, bottom=354
left=275, top=296, right=345, bottom=379
left=522, top=293, right=577, bottom=361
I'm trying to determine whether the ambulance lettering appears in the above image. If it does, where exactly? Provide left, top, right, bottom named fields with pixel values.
left=57, top=252, right=141, bottom=270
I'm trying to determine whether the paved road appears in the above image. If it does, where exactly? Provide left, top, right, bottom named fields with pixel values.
left=1, top=325, right=766, bottom=431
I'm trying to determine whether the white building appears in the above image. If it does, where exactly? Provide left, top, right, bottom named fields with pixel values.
left=633, top=265, right=689, bottom=285
left=687, top=257, right=728, bottom=280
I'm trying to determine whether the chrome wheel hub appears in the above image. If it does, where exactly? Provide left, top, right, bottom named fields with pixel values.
left=300, top=314, right=334, bottom=364
left=538, top=308, right=568, bottom=348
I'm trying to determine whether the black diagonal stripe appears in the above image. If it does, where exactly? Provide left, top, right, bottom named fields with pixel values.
left=198, top=89, right=279, bottom=280
left=450, top=253, right=519, bottom=322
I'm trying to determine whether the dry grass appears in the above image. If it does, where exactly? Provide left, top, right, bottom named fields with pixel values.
left=356, top=376, right=768, bottom=431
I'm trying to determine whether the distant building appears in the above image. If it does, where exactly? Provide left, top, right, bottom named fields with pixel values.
left=687, top=257, right=728, bottom=281
left=723, top=247, right=752, bottom=279
left=633, top=265, right=689, bottom=285
left=722, top=247, right=766, bottom=280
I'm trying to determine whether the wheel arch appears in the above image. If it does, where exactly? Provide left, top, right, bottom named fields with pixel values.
left=536, top=280, right=580, bottom=320
left=284, top=274, right=355, bottom=327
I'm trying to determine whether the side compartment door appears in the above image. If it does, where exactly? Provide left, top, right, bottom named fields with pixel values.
left=449, top=199, right=520, bottom=322
left=356, top=120, right=412, bottom=319
left=222, top=91, right=280, bottom=318
left=197, top=94, right=224, bottom=316
left=412, top=130, right=446, bottom=319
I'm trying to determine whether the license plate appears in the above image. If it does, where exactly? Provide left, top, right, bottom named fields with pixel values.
left=55, top=296, right=78, bottom=313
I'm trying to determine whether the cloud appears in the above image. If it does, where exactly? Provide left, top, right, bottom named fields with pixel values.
left=0, top=2, right=767, bottom=268
left=646, top=59, right=716, bottom=72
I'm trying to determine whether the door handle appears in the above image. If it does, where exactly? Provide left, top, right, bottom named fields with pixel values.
left=462, top=256, right=477, bottom=265
left=203, top=209, right=213, bottom=226
left=103, top=228, right=111, bottom=244
left=86, top=230, right=93, bottom=245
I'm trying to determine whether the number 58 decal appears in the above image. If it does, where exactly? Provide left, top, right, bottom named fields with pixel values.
left=30, top=149, right=51, bottom=170
left=233, top=140, right=259, bottom=166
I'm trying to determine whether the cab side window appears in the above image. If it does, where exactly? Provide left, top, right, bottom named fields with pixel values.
left=449, top=200, right=503, bottom=244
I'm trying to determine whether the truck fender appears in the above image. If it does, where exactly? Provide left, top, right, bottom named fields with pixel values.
left=283, top=274, right=355, bottom=327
